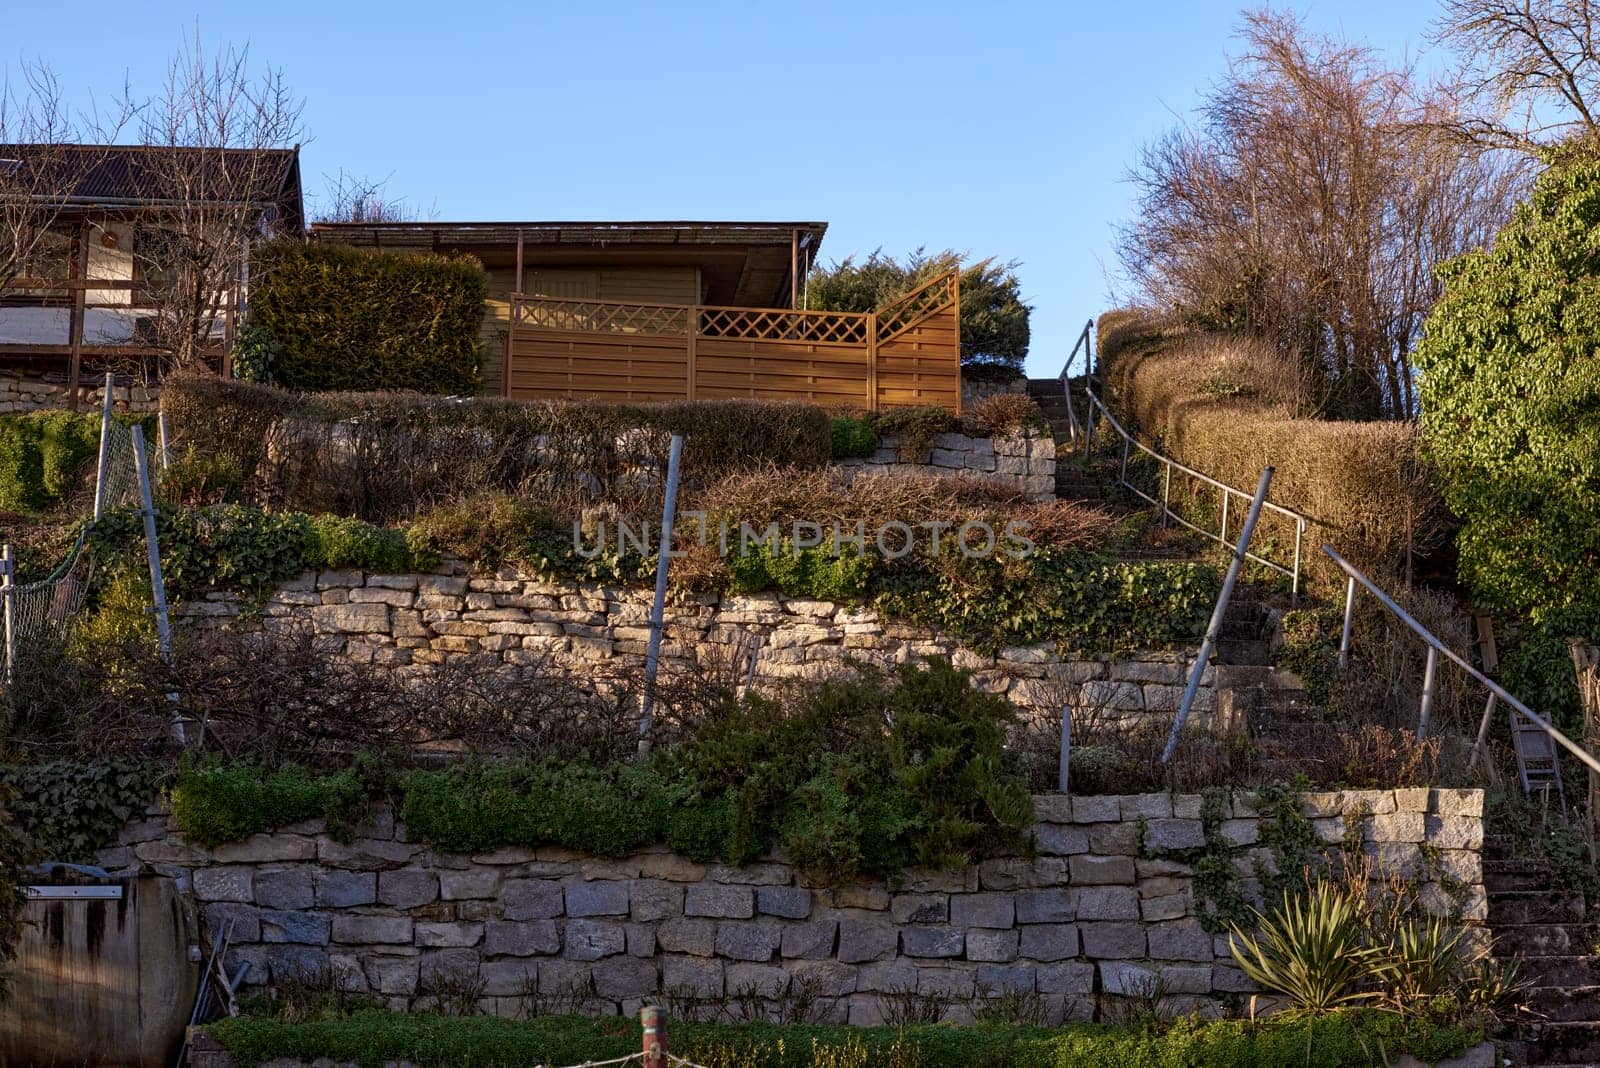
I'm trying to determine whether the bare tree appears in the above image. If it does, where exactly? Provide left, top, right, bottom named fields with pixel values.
left=1433, top=0, right=1600, bottom=149
left=133, top=37, right=303, bottom=371
left=1119, top=9, right=1526, bottom=417
left=0, top=62, right=98, bottom=294
left=314, top=169, right=415, bottom=224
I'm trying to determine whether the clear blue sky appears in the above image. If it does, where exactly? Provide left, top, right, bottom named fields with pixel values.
left=8, top=0, right=1444, bottom=376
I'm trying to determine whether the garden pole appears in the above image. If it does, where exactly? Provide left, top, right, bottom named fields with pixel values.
left=1162, top=466, right=1273, bottom=765
left=641, top=1005, right=667, bottom=1068
left=1, top=544, right=14, bottom=688
left=131, top=425, right=185, bottom=744
left=157, top=407, right=172, bottom=470
left=92, top=373, right=115, bottom=520
left=1058, top=703, right=1071, bottom=793
left=638, top=434, right=684, bottom=757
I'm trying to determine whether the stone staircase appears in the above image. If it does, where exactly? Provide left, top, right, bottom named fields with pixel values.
left=1487, top=836, right=1600, bottom=1067
left=1211, top=594, right=1312, bottom=729
left=1026, top=377, right=1109, bottom=505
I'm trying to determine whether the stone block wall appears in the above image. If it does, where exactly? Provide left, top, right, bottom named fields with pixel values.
left=834, top=430, right=1056, bottom=501
left=960, top=374, right=1028, bottom=410
left=0, top=373, right=160, bottom=414
left=183, top=570, right=1214, bottom=725
left=105, top=788, right=1484, bottom=1026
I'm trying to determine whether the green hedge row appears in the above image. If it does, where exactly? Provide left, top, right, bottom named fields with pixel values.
left=247, top=240, right=488, bottom=393
left=207, top=1009, right=1483, bottom=1068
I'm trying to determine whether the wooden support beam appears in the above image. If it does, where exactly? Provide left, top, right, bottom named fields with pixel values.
left=66, top=221, right=90, bottom=411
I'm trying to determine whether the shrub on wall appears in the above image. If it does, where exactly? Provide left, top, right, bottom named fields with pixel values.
left=247, top=240, right=488, bottom=393
left=0, top=412, right=104, bottom=513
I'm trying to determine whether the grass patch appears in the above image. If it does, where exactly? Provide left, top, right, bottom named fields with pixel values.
left=206, top=1009, right=1484, bottom=1068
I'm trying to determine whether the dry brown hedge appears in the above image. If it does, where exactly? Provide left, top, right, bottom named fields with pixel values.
left=1096, top=313, right=1440, bottom=591
left=162, top=373, right=833, bottom=524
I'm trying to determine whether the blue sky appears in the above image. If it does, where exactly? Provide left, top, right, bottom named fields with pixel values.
left=8, top=0, right=1446, bottom=376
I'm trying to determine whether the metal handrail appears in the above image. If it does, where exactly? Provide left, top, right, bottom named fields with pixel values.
left=1055, top=319, right=1093, bottom=440
left=1080, top=381, right=1309, bottom=602
left=1322, top=543, right=1600, bottom=777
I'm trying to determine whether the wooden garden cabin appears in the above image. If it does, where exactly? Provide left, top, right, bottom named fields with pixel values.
left=312, top=220, right=962, bottom=412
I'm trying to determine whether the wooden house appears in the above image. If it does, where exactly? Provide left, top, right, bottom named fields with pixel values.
left=313, top=221, right=962, bottom=412
left=0, top=143, right=304, bottom=401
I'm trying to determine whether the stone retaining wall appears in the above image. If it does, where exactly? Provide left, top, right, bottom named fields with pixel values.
left=107, top=788, right=1484, bottom=1026
left=834, top=430, right=1056, bottom=501
left=0, top=373, right=160, bottom=414
left=183, top=570, right=1213, bottom=724
left=960, top=374, right=1028, bottom=409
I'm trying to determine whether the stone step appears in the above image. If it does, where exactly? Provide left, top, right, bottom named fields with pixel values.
left=1525, top=986, right=1600, bottom=1022
left=1514, top=955, right=1600, bottom=988
left=1494, top=923, right=1599, bottom=957
left=1485, top=860, right=1556, bottom=893
left=1491, top=891, right=1587, bottom=926
left=1215, top=638, right=1270, bottom=665
left=1521, top=1021, right=1600, bottom=1064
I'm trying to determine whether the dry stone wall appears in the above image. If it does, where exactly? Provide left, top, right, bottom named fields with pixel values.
left=834, top=430, right=1057, bottom=501
left=105, top=788, right=1485, bottom=1026
left=182, top=570, right=1213, bottom=725
left=0, top=373, right=160, bottom=414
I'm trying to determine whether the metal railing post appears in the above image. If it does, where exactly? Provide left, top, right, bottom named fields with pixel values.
left=1161, top=461, right=1173, bottom=528
left=1, top=544, right=14, bottom=688
left=1338, top=576, right=1357, bottom=671
left=1120, top=436, right=1130, bottom=484
left=92, top=372, right=115, bottom=520
left=1468, top=692, right=1498, bottom=770
left=1418, top=646, right=1439, bottom=739
left=1219, top=489, right=1230, bottom=547
left=1162, top=465, right=1275, bottom=764
left=131, top=425, right=185, bottom=744
left=638, top=434, right=684, bottom=756
left=1291, top=519, right=1304, bottom=607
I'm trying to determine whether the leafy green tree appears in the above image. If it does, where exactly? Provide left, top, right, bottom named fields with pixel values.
left=806, top=249, right=1031, bottom=378
left=1414, top=141, right=1600, bottom=720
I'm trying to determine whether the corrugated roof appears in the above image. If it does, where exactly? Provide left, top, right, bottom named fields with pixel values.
left=0, top=143, right=302, bottom=224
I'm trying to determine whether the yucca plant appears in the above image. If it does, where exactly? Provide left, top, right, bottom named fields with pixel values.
left=1369, top=915, right=1466, bottom=1012
left=1229, top=883, right=1379, bottom=1014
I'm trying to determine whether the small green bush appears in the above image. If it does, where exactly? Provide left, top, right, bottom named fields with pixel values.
left=829, top=415, right=878, bottom=460
left=171, top=763, right=369, bottom=846
left=249, top=240, right=488, bottom=393
left=87, top=504, right=417, bottom=603
left=726, top=542, right=875, bottom=602
left=0, top=411, right=102, bottom=512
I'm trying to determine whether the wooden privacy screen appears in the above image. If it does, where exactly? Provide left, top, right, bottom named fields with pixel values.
left=504, top=270, right=961, bottom=412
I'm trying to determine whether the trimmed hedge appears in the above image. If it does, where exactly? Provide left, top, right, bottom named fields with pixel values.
left=206, top=1009, right=1484, bottom=1068
left=247, top=240, right=488, bottom=393
left=162, top=373, right=833, bottom=524
left=1098, top=314, right=1438, bottom=592
left=0, top=412, right=103, bottom=513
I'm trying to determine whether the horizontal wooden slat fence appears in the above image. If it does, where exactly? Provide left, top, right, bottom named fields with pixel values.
left=505, top=270, right=961, bottom=411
